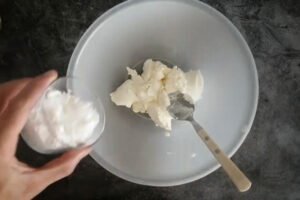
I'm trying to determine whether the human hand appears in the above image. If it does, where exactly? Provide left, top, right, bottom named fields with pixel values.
left=0, top=71, right=91, bottom=200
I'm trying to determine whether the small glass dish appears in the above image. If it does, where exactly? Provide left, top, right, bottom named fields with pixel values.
left=21, top=77, right=106, bottom=154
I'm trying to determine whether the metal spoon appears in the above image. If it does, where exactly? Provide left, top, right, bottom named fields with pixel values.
left=131, top=60, right=251, bottom=191
left=167, top=92, right=252, bottom=192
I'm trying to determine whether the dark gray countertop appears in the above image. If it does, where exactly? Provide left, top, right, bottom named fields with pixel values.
left=0, top=0, right=299, bottom=199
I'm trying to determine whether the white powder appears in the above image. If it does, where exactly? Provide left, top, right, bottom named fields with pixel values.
left=23, top=89, right=99, bottom=153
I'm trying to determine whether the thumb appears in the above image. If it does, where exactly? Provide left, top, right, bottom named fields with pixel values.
left=28, top=147, right=91, bottom=196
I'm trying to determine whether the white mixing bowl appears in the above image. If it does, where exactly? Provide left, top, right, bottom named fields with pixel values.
left=67, top=0, right=258, bottom=186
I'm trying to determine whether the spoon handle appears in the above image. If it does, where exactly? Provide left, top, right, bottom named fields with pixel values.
left=190, top=119, right=251, bottom=192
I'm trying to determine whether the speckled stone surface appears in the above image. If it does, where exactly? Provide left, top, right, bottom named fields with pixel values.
left=0, top=0, right=299, bottom=199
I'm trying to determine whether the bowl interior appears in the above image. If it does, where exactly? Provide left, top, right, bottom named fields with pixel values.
left=68, top=0, right=258, bottom=186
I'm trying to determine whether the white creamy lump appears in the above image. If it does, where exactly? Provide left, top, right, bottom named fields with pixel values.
left=110, top=59, right=204, bottom=131
left=23, top=89, right=99, bottom=152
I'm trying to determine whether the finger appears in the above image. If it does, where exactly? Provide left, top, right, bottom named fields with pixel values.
left=12, top=160, right=35, bottom=173
left=0, top=78, right=32, bottom=98
left=0, top=78, right=32, bottom=114
left=0, top=70, right=57, bottom=157
left=28, top=147, right=91, bottom=195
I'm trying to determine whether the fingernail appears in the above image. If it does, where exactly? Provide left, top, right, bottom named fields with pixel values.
left=81, top=147, right=92, bottom=156
left=41, top=70, right=57, bottom=78
left=74, top=146, right=91, bottom=156
left=83, top=146, right=92, bottom=154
